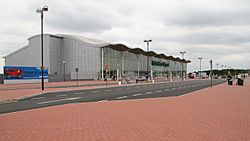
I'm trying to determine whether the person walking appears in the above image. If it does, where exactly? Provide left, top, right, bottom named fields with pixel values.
left=227, top=72, right=232, bottom=85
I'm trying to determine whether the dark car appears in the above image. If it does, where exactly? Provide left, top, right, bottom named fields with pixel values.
left=4, top=68, right=23, bottom=79
left=188, top=73, right=195, bottom=79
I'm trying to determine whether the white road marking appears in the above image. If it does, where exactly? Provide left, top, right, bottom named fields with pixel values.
left=75, top=92, right=86, bottom=95
left=31, top=97, right=45, bottom=100
left=98, top=100, right=108, bottom=102
left=165, top=89, right=170, bottom=91
left=116, top=96, right=128, bottom=99
left=37, top=97, right=81, bottom=105
left=145, top=91, right=152, bottom=94
left=156, top=90, right=162, bottom=93
left=133, top=93, right=142, bottom=96
left=172, top=88, right=176, bottom=90
left=92, top=91, right=100, bottom=93
left=56, top=94, right=67, bottom=97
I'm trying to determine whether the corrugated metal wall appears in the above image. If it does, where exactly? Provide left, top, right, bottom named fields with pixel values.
left=63, top=37, right=100, bottom=80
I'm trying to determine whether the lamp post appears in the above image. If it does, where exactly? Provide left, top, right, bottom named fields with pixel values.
left=210, top=60, right=213, bottom=88
left=216, top=63, right=219, bottom=69
left=144, top=39, right=152, bottom=82
left=36, top=6, right=48, bottom=91
left=221, top=65, right=224, bottom=70
left=62, top=61, right=66, bottom=82
left=198, top=57, right=203, bottom=79
left=180, top=51, right=186, bottom=80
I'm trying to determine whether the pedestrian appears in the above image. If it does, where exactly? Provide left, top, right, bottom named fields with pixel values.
left=227, top=72, right=232, bottom=85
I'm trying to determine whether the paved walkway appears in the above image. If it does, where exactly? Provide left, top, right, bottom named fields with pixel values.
left=0, top=78, right=249, bottom=141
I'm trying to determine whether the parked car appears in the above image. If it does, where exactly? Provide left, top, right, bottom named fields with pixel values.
left=4, top=68, right=23, bottom=79
left=137, top=76, right=147, bottom=81
left=188, top=73, right=195, bottom=79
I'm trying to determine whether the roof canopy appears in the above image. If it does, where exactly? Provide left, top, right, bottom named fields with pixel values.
left=102, top=44, right=191, bottom=63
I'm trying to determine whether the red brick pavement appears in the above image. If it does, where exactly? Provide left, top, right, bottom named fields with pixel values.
left=0, top=78, right=249, bottom=141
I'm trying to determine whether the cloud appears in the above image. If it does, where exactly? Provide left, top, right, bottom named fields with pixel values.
left=43, top=0, right=132, bottom=33
left=0, top=0, right=250, bottom=74
left=160, top=0, right=250, bottom=27
left=170, top=28, right=250, bottom=45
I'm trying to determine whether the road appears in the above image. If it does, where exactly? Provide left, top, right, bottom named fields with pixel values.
left=0, top=79, right=225, bottom=114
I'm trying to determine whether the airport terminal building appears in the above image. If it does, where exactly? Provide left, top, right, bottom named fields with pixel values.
left=3, top=34, right=190, bottom=82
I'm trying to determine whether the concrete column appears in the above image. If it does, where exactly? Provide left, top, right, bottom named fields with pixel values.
left=117, top=68, right=119, bottom=81
left=101, top=48, right=104, bottom=80
left=137, top=54, right=140, bottom=78
left=122, top=52, right=124, bottom=76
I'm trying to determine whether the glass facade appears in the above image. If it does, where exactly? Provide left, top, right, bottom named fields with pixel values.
left=101, top=47, right=188, bottom=80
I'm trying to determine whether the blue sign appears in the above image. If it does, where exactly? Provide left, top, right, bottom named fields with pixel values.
left=4, top=66, right=48, bottom=80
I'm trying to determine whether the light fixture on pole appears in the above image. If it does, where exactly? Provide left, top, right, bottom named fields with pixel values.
left=144, top=39, right=152, bottom=82
left=36, top=6, right=48, bottom=91
left=180, top=51, right=186, bottom=80
left=221, top=65, right=224, bottom=69
left=198, top=57, right=203, bottom=79
left=216, top=63, right=219, bottom=69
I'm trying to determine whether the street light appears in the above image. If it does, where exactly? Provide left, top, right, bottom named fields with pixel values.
left=216, top=63, right=219, bottom=69
left=180, top=51, right=186, bottom=80
left=144, top=39, right=152, bottom=82
left=62, top=61, right=66, bottom=82
left=210, top=60, right=213, bottom=88
left=198, top=57, right=203, bottom=79
left=221, top=65, right=224, bottom=69
left=36, top=6, right=48, bottom=91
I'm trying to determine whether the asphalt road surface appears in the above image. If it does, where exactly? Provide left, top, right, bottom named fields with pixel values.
left=0, top=79, right=226, bottom=114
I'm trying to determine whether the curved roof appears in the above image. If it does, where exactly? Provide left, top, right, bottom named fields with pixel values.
left=145, top=51, right=158, bottom=57
left=58, top=34, right=109, bottom=45
left=28, top=34, right=109, bottom=45
left=102, top=44, right=191, bottom=63
left=129, top=48, right=145, bottom=54
left=105, top=44, right=128, bottom=51
left=6, top=33, right=191, bottom=64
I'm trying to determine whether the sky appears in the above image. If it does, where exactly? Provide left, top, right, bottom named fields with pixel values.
left=0, top=0, right=250, bottom=73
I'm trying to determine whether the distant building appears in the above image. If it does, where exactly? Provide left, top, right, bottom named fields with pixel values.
left=3, top=34, right=191, bottom=82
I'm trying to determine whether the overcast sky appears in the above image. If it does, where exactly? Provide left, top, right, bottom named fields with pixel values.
left=0, top=0, right=250, bottom=73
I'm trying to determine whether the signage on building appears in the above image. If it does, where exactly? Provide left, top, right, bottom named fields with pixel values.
left=151, top=61, right=169, bottom=67
left=3, top=66, right=48, bottom=80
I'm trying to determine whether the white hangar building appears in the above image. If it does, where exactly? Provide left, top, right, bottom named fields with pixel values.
left=3, top=34, right=190, bottom=82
